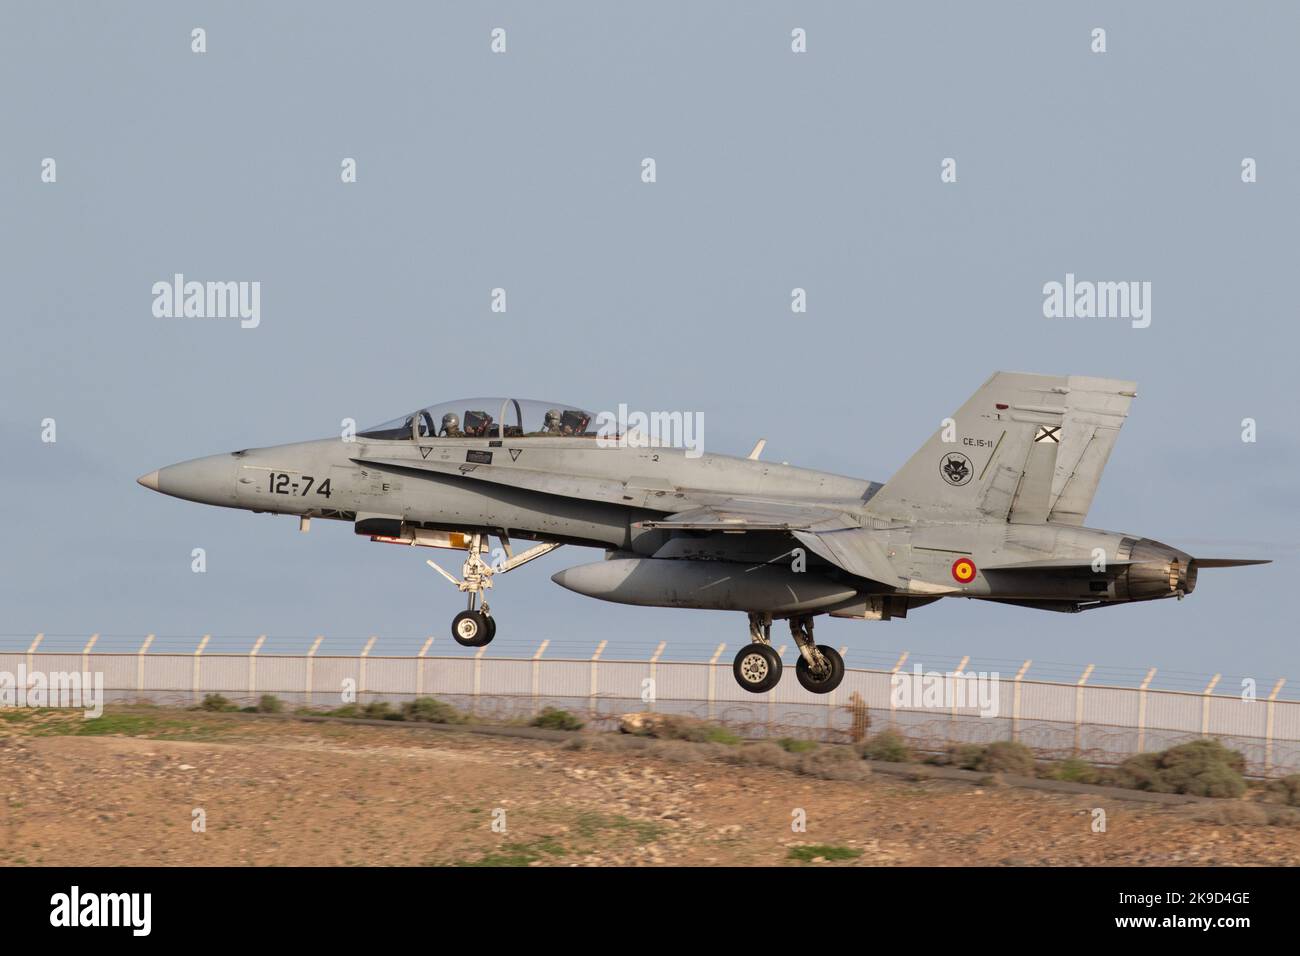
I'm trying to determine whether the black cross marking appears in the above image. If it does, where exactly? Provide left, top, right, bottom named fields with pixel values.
left=1035, top=425, right=1061, bottom=443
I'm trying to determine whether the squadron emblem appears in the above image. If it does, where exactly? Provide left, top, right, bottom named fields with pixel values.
left=939, top=452, right=973, bottom=487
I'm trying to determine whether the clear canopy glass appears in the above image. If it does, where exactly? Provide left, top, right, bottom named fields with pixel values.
left=359, top=398, right=598, bottom=441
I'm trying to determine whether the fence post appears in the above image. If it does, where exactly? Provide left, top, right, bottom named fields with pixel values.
left=1011, top=660, right=1031, bottom=741
left=1265, top=679, right=1286, bottom=772
left=137, top=634, right=154, bottom=696
left=1074, top=664, right=1095, bottom=755
left=648, top=641, right=666, bottom=712
left=1135, top=667, right=1157, bottom=753
left=769, top=646, right=788, bottom=729
left=81, top=634, right=98, bottom=678
left=248, top=635, right=266, bottom=698
left=1200, top=674, right=1221, bottom=737
left=889, top=651, right=909, bottom=730
left=305, top=635, right=323, bottom=706
left=416, top=637, right=434, bottom=697
left=26, top=634, right=42, bottom=678
left=472, top=643, right=488, bottom=717
left=950, top=655, right=970, bottom=740
left=827, top=646, right=848, bottom=736
left=358, top=636, right=377, bottom=703
left=531, top=640, right=549, bottom=715
left=589, top=640, right=607, bottom=716
left=707, top=643, right=726, bottom=719
left=192, top=634, right=211, bottom=705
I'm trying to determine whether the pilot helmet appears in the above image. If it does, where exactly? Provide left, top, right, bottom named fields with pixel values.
left=544, top=409, right=562, bottom=428
left=442, top=413, right=460, bottom=431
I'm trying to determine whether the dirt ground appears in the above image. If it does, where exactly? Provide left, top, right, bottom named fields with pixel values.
left=0, top=708, right=1297, bottom=866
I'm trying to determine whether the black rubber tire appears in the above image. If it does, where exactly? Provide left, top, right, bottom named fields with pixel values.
left=483, top=614, right=497, bottom=644
left=452, top=610, right=488, bottom=647
left=733, top=643, right=782, bottom=693
left=794, top=644, right=845, bottom=694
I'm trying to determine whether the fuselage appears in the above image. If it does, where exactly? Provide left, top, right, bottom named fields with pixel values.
left=139, top=431, right=1193, bottom=614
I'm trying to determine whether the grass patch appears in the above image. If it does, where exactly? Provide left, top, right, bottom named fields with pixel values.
left=197, top=693, right=240, bottom=713
left=455, top=837, right=568, bottom=867
left=928, top=741, right=1035, bottom=775
left=787, top=844, right=863, bottom=863
left=1265, top=774, right=1300, bottom=807
left=1101, top=739, right=1247, bottom=798
left=530, top=707, right=584, bottom=731
left=24, top=709, right=231, bottom=740
left=856, top=730, right=912, bottom=763
left=621, top=713, right=742, bottom=745
left=318, top=697, right=467, bottom=723
left=776, top=737, right=819, bottom=754
left=571, top=811, right=663, bottom=845
left=1043, top=757, right=1100, bottom=784
left=401, top=697, right=467, bottom=723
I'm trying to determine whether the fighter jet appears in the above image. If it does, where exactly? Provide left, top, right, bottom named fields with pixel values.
left=138, top=373, right=1268, bottom=696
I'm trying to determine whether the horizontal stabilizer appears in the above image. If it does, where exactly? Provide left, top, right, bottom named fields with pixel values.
left=1194, top=558, right=1272, bottom=568
left=792, top=528, right=907, bottom=589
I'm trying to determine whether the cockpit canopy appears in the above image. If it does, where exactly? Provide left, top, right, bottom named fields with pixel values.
left=359, top=398, right=598, bottom=441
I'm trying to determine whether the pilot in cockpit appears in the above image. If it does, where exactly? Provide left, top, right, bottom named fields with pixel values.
left=543, top=409, right=565, bottom=434
left=440, top=413, right=463, bottom=437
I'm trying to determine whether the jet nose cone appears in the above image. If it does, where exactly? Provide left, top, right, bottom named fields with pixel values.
left=137, top=470, right=161, bottom=492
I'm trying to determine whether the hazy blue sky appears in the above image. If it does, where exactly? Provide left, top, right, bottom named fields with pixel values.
left=2, top=2, right=1295, bottom=692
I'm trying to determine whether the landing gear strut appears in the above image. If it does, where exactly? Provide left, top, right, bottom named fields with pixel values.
left=424, top=532, right=560, bottom=647
left=788, top=615, right=844, bottom=694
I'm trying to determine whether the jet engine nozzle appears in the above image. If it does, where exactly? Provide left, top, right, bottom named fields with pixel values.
left=1118, top=538, right=1197, bottom=601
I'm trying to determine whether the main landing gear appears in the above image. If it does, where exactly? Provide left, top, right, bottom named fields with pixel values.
left=732, top=613, right=845, bottom=695
left=424, top=532, right=561, bottom=647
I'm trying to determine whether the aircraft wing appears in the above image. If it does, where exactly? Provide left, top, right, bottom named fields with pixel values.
left=633, top=498, right=853, bottom=532
left=637, top=500, right=909, bottom=589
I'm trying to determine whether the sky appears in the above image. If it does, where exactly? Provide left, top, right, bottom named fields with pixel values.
left=1, top=2, right=1296, bottom=694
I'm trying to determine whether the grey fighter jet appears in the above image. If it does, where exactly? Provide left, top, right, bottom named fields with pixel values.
left=138, top=374, right=1268, bottom=696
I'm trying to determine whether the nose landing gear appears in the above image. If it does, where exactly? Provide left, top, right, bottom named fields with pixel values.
left=451, top=607, right=495, bottom=647
left=424, top=532, right=560, bottom=647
